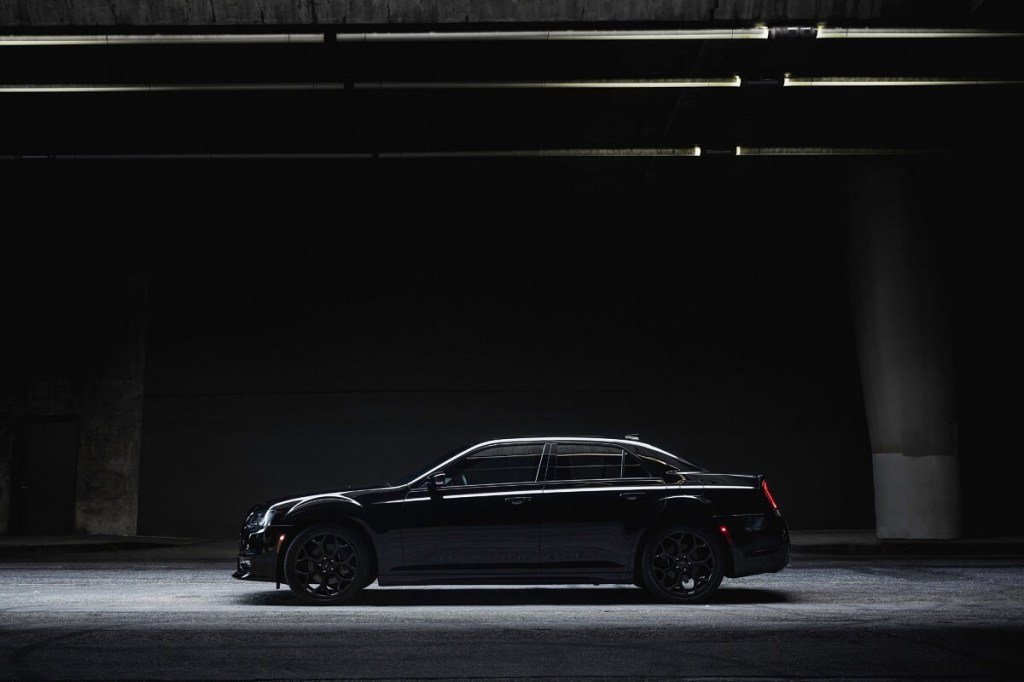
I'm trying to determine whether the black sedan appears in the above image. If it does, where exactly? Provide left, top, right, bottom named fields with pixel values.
left=233, top=436, right=790, bottom=604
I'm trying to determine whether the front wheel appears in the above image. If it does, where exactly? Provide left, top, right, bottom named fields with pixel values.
left=283, top=524, right=371, bottom=605
left=640, top=527, right=724, bottom=603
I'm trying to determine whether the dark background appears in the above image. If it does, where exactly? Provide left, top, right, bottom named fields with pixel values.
left=2, top=147, right=1016, bottom=539
left=3, top=10, right=1022, bottom=539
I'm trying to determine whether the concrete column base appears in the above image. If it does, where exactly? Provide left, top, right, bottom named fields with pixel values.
left=872, top=452, right=962, bottom=539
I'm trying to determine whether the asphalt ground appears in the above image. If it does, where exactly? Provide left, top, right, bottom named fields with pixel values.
left=3, top=530, right=1024, bottom=559
left=1, top=545, right=1022, bottom=681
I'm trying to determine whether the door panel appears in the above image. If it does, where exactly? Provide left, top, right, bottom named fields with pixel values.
left=539, top=479, right=666, bottom=573
left=539, top=443, right=666, bottom=574
left=398, top=483, right=543, bottom=573
left=396, top=442, right=547, bottom=577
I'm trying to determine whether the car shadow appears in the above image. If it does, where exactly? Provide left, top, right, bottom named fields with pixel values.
left=234, top=585, right=790, bottom=607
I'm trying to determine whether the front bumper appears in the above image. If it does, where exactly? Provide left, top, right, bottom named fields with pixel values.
left=232, top=525, right=289, bottom=583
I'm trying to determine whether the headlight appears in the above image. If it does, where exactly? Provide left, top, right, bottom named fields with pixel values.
left=243, top=508, right=275, bottom=532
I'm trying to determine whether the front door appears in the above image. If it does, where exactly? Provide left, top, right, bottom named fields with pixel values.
left=397, top=442, right=546, bottom=579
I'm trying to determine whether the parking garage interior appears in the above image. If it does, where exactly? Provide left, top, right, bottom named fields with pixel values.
left=3, top=0, right=1022, bottom=542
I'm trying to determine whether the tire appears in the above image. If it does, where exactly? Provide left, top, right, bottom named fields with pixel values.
left=640, top=526, right=724, bottom=603
left=283, top=524, right=371, bottom=605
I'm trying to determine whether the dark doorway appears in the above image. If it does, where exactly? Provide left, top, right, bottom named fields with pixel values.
left=10, top=418, right=80, bottom=535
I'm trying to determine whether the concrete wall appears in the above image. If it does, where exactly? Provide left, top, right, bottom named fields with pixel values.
left=0, top=420, right=12, bottom=534
left=0, top=275, right=146, bottom=536
left=0, top=0, right=974, bottom=28
left=129, top=155, right=876, bottom=539
left=3, top=153, right=1014, bottom=541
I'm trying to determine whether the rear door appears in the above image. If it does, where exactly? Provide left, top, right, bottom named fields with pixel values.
left=539, top=442, right=667, bottom=576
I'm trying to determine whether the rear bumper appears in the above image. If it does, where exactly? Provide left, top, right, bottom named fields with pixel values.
left=719, top=511, right=791, bottom=578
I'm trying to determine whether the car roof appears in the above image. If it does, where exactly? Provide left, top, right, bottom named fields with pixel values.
left=406, top=435, right=688, bottom=487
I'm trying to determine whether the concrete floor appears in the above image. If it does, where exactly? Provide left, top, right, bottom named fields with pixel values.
left=1, top=553, right=1022, bottom=681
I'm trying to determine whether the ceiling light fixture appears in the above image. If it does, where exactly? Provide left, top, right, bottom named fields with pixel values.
left=354, top=77, right=741, bottom=89
left=735, top=147, right=936, bottom=155
left=1, top=148, right=704, bottom=161
left=816, top=27, right=1024, bottom=39
left=0, top=33, right=323, bottom=45
left=783, top=76, right=1022, bottom=86
left=336, top=28, right=770, bottom=42
left=377, top=148, right=702, bottom=158
left=0, top=83, right=347, bottom=93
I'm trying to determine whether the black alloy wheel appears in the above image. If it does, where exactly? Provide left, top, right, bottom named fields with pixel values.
left=641, top=527, right=724, bottom=603
left=284, top=524, right=370, bottom=605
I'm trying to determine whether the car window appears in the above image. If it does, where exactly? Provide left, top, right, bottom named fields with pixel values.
left=622, top=452, right=650, bottom=478
left=442, top=444, right=544, bottom=487
left=549, top=444, right=651, bottom=481
left=635, top=445, right=707, bottom=473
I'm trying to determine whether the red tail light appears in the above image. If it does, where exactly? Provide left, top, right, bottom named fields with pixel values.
left=761, top=479, right=779, bottom=510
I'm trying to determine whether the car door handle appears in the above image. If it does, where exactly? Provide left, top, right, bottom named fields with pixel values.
left=619, top=492, right=645, bottom=501
left=505, top=497, right=532, bottom=505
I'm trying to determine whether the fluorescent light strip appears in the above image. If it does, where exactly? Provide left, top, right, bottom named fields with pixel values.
left=736, top=147, right=934, bottom=156
left=378, top=148, right=701, bottom=158
left=0, top=83, right=346, bottom=93
left=0, top=33, right=323, bottom=45
left=336, top=28, right=770, bottom=42
left=355, top=77, right=740, bottom=89
left=783, top=76, right=1023, bottom=87
left=5, top=147, right=944, bottom=161
left=817, top=28, right=1024, bottom=39
left=0, top=78, right=739, bottom=93
left=26, top=153, right=376, bottom=160
left=24, top=76, right=1016, bottom=92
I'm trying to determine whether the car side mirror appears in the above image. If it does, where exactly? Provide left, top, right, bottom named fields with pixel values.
left=663, top=468, right=686, bottom=483
left=427, top=472, right=447, bottom=492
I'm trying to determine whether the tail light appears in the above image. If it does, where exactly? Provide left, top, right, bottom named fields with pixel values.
left=761, top=479, right=779, bottom=511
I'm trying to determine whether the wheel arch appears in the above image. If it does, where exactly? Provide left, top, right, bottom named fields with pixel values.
left=634, top=521, right=731, bottom=602
left=632, top=497, right=735, bottom=584
left=277, top=513, right=379, bottom=586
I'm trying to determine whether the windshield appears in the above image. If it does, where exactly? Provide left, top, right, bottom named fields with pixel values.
left=388, top=444, right=474, bottom=487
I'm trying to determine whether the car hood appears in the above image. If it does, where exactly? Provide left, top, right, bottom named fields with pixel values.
left=255, top=483, right=400, bottom=515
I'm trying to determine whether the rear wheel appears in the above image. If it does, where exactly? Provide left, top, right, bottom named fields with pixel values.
left=284, top=524, right=371, bottom=605
left=641, top=527, right=724, bottom=603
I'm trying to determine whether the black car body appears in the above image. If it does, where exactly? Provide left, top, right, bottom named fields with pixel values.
left=233, top=436, right=790, bottom=604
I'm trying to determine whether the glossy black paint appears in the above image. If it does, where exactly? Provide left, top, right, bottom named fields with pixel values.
left=233, top=436, right=790, bottom=600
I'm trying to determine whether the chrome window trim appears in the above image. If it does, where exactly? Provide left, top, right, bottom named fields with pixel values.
left=405, top=436, right=696, bottom=488
left=386, top=482, right=755, bottom=503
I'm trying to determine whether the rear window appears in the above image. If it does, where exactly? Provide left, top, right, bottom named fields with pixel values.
left=549, top=444, right=651, bottom=480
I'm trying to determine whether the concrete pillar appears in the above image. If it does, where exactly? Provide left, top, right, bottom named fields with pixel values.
left=73, top=275, right=147, bottom=536
left=0, top=419, right=12, bottom=534
left=847, top=161, right=961, bottom=539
